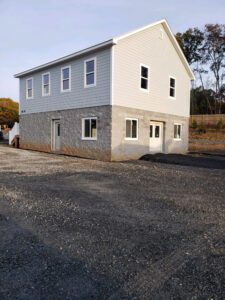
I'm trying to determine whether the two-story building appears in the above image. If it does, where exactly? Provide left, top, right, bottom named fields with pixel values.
left=15, top=19, right=194, bottom=161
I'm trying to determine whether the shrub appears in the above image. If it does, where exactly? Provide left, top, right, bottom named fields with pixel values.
left=192, top=119, right=198, bottom=129
left=216, top=119, right=224, bottom=130
left=197, top=122, right=206, bottom=134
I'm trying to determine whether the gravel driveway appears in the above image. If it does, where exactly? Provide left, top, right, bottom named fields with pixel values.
left=1, top=145, right=225, bottom=299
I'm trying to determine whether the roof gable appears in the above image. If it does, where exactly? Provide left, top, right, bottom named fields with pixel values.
left=113, top=19, right=195, bottom=80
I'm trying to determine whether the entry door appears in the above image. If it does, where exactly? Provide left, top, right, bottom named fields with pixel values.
left=149, top=122, right=163, bottom=153
left=53, top=120, right=61, bottom=151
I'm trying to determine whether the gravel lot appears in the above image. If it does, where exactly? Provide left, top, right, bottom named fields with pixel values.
left=1, top=145, right=225, bottom=299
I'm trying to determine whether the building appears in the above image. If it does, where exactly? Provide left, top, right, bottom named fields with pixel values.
left=15, top=19, right=195, bottom=161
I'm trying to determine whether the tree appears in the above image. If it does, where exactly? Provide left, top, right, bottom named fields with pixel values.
left=176, top=24, right=225, bottom=114
left=0, top=98, right=19, bottom=127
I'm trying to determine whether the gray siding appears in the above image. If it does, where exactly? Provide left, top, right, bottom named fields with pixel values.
left=113, top=23, right=191, bottom=117
left=19, top=48, right=111, bottom=114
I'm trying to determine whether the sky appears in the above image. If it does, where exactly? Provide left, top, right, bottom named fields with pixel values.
left=0, top=0, right=224, bottom=102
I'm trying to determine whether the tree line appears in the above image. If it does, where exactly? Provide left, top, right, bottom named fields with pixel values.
left=176, top=24, right=225, bottom=114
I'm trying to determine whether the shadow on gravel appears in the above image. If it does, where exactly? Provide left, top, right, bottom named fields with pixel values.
left=140, top=153, right=225, bottom=170
left=0, top=213, right=128, bottom=300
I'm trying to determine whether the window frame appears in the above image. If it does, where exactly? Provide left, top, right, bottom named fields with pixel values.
left=125, top=118, right=138, bottom=141
left=140, top=64, right=150, bottom=93
left=84, top=57, right=97, bottom=88
left=174, top=123, right=182, bottom=141
left=82, top=117, right=97, bottom=140
left=61, top=66, right=71, bottom=92
left=169, top=76, right=176, bottom=99
left=26, top=77, right=34, bottom=99
left=42, top=72, right=51, bottom=96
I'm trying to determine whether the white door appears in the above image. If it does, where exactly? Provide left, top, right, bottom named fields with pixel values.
left=149, top=122, right=163, bottom=153
left=52, top=120, right=61, bottom=151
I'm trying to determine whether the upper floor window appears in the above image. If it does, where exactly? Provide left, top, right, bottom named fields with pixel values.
left=169, top=77, right=176, bottom=98
left=26, top=78, right=33, bottom=99
left=82, top=117, right=97, bottom=140
left=42, top=72, right=50, bottom=96
left=84, top=58, right=96, bottom=87
left=140, top=64, right=149, bottom=92
left=174, top=123, right=182, bottom=140
left=125, top=118, right=138, bottom=140
left=61, top=66, right=71, bottom=92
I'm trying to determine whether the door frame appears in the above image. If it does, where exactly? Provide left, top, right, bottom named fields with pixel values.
left=51, top=119, right=61, bottom=151
left=149, top=121, right=164, bottom=153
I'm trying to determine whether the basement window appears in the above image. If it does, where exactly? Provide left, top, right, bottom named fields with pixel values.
left=174, top=123, right=182, bottom=140
left=26, top=78, right=33, bottom=99
left=169, top=77, right=176, bottom=98
left=125, top=119, right=138, bottom=140
left=82, top=117, right=97, bottom=140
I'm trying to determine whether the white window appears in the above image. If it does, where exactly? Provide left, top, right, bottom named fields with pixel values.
left=169, top=77, right=176, bottom=98
left=84, top=58, right=96, bottom=87
left=42, top=72, right=50, bottom=96
left=61, top=66, right=71, bottom=92
left=26, top=78, right=33, bottom=99
left=125, top=119, right=138, bottom=140
left=174, top=123, right=182, bottom=140
left=140, top=64, right=149, bottom=92
left=82, top=118, right=97, bottom=140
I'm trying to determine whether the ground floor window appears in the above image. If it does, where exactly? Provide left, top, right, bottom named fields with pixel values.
left=82, top=118, right=97, bottom=140
left=174, top=123, right=182, bottom=140
left=125, top=119, right=138, bottom=140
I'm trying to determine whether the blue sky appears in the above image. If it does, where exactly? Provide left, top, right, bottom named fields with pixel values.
left=0, top=0, right=224, bottom=101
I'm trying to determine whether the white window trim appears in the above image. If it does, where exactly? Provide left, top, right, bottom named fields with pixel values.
left=84, top=57, right=97, bottom=88
left=26, top=77, right=34, bottom=99
left=82, top=117, right=97, bottom=140
left=140, top=64, right=150, bottom=93
left=61, top=66, right=71, bottom=92
left=174, top=123, right=182, bottom=141
left=125, top=118, right=138, bottom=141
left=42, top=72, right=51, bottom=96
left=169, top=76, right=176, bottom=99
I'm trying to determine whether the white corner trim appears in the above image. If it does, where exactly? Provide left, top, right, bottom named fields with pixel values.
left=110, top=46, right=115, bottom=106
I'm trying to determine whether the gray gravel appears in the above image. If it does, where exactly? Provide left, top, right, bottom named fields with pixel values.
left=1, top=145, right=225, bottom=299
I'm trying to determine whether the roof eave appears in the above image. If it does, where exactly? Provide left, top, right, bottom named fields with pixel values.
left=14, top=39, right=116, bottom=78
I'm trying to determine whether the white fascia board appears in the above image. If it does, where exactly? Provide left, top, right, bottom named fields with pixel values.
left=14, top=39, right=116, bottom=78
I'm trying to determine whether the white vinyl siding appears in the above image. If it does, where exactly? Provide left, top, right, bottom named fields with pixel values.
left=82, top=117, right=97, bottom=140
left=61, top=66, right=71, bottom=92
left=26, top=78, right=33, bottom=99
left=42, top=72, right=50, bottom=96
left=113, top=23, right=191, bottom=117
left=84, top=58, right=96, bottom=88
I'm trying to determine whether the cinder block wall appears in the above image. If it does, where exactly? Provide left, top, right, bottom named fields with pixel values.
left=111, top=106, right=189, bottom=161
left=20, top=106, right=112, bottom=161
